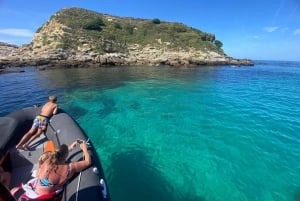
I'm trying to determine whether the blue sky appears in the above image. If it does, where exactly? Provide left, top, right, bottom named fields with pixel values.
left=0, top=0, right=299, bottom=61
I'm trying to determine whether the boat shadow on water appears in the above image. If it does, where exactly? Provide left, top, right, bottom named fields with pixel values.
left=108, top=149, right=205, bottom=201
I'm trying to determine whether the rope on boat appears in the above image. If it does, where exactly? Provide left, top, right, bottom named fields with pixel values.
left=75, top=171, right=82, bottom=201
left=75, top=138, right=90, bottom=201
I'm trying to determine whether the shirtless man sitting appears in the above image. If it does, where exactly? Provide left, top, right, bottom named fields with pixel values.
left=16, top=95, right=58, bottom=150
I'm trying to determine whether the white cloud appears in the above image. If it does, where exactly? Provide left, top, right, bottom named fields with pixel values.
left=246, top=35, right=260, bottom=40
left=264, top=26, right=279, bottom=33
left=0, top=29, right=33, bottom=37
left=281, top=27, right=289, bottom=33
left=293, top=29, right=300, bottom=35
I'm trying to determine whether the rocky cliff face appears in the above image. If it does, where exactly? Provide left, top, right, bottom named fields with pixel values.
left=0, top=7, right=254, bottom=68
left=0, top=42, right=18, bottom=55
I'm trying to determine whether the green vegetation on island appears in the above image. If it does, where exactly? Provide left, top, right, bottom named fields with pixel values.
left=38, top=7, right=224, bottom=54
left=0, top=7, right=254, bottom=68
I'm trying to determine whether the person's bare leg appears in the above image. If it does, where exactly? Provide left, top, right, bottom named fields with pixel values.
left=23, top=129, right=44, bottom=149
left=10, top=186, right=18, bottom=195
left=15, top=127, right=37, bottom=149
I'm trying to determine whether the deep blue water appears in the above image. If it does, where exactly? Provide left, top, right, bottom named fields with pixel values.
left=1, top=61, right=300, bottom=201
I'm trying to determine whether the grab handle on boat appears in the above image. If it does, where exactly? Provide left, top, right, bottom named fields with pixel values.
left=100, top=178, right=107, bottom=199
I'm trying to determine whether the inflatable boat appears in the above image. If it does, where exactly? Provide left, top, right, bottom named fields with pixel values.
left=0, top=106, right=110, bottom=201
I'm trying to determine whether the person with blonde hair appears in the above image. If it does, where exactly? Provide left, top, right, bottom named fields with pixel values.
left=11, top=140, right=91, bottom=199
left=16, top=95, right=58, bottom=150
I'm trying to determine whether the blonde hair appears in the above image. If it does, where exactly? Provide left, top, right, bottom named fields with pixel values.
left=47, top=144, right=69, bottom=171
left=48, top=95, right=57, bottom=103
left=38, top=151, right=53, bottom=165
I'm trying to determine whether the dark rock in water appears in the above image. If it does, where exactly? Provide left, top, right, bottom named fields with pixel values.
left=38, top=66, right=46, bottom=71
left=98, top=97, right=117, bottom=118
left=0, top=67, right=25, bottom=74
left=66, top=105, right=88, bottom=120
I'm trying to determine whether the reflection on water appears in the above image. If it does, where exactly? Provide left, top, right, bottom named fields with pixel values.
left=37, top=66, right=220, bottom=89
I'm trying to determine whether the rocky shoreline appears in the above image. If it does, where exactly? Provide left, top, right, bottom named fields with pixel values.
left=0, top=42, right=254, bottom=70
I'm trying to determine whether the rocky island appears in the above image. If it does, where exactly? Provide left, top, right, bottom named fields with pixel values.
left=0, top=7, right=253, bottom=70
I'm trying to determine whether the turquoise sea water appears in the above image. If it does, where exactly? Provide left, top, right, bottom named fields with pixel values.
left=1, top=61, right=300, bottom=201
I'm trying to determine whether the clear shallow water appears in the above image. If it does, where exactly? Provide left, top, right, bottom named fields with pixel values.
left=1, top=61, right=300, bottom=201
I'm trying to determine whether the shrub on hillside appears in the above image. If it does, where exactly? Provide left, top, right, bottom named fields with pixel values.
left=83, top=18, right=105, bottom=31
left=152, top=18, right=161, bottom=24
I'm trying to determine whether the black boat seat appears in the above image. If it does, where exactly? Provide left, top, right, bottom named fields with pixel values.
left=0, top=182, right=16, bottom=201
left=0, top=117, right=18, bottom=153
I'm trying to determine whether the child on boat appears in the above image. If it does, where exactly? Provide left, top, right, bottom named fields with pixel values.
left=15, top=95, right=58, bottom=151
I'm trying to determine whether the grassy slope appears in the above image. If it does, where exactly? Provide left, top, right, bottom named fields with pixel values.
left=38, top=7, right=224, bottom=55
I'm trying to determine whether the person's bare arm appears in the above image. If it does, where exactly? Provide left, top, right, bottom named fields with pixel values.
left=70, top=142, right=91, bottom=173
left=52, top=104, right=58, bottom=115
left=68, top=141, right=78, bottom=151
